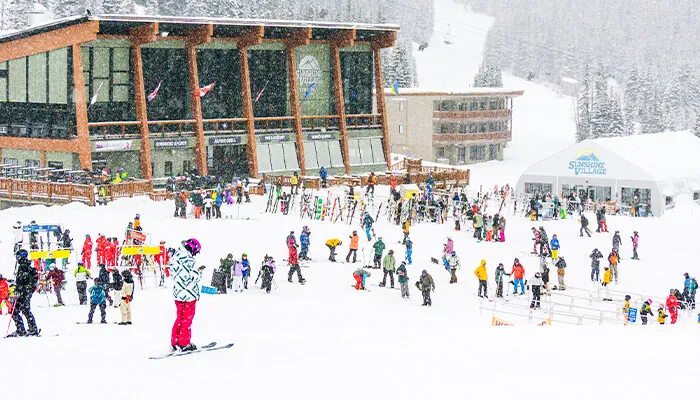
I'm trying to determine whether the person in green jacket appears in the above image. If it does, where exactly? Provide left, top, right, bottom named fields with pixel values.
left=372, top=238, right=386, bottom=269
left=379, top=250, right=396, bottom=288
left=221, top=254, right=234, bottom=289
left=396, top=261, right=409, bottom=299
left=74, top=263, right=92, bottom=305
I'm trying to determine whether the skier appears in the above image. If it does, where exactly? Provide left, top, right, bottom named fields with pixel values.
left=287, top=245, right=305, bottom=284
left=511, top=258, right=525, bottom=295
left=448, top=251, right=460, bottom=284
left=74, top=262, right=91, bottom=305
left=555, top=257, right=566, bottom=290
left=286, top=231, right=298, bottom=249
left=379, top=250, right=396, bottom=288
left=494, top=263, right=510, bottom=298
left=8, top=250, right=39, bottom=337
left=171, top=238, right=204, bottom=352
left=416, top=270, right=435, bottom=306
left=622, top=295, right=631, bottom=324
left=325, top=238, right=342, bottom=262
left=396, top=261, right=409, bottom=299
left=666, top=289, right=680, bottom=324
left=579, top=213, right=591, bottom=237
left=361, top=212, right=374, bottom=241
left=299, top=227, right=311, bottom=261
left=590, top=248, right=603, bottom=281
left=353, top=267, right=371, bottom=290
left=404, top=236, right=413, bottom=265
left=96, top=234, right=106, bottom=265
left=530, top=272, right=543, bottom=309
left=612, top=231, right=622, bottom=255
left=319, top=166, right=328, bottom=188
left=87, top=277, right=108, bottom=324
left=98, top=264, right=113, bottom=306
left=550, top=234, right=560, bottom=260
left=257, top=256, right=276, bottom=294
left=45, top=265, right=65, bottom=306
left=203, top=193, right=213, bottom=220
left=0, top=274, right=10, bottom=315
left=631, top=231, right=639, bottom=260
left=640, top=299, right=653, bottom=325
left=60, top=229, right=73, bottom=270
left=241, top=254, right=250, bottom=289
left=657, top=305, right=667, bottom=325
left=601, top=267, right=612, bottom=301
left=82, top=234, right=93, bottom=269
left=372, top=237, right=386, bottom=269
left=474, top=260, right=488, bottom=298
left=346, top=231, right=359, bottom=263
left=608, top=249, right=620, bottom=283
left=233, top=259, right=245, bottom=291
left=221, top=254, right=234, bottom=290
left=531, top=227, right=542, bottom=254
left=538, top=226, right=550, bottom=256
left=118, top=269, right=134, bottom=325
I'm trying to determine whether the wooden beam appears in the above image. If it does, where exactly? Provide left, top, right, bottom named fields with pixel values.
left=239, top=46, right=258, bottom=178
left=72, top=44, right=92, bottom=170
left=130, top=22, right=159, bottom=47
left=186, top=43, right=207, bottom=176
left=373, top=46, right=391, bottom=167
left=331, top=43, right=350, bottom=174
left=330, top=29, right=356, bottom=48
left=284, top=27, right=312, bottom=48
left=0, top=137, right=79, bottom=152
left=132, top=45, right=153, bottom=179
left=0, top=21, right=99, bottom=63
left=237, top=26, right=264, bottom=48
left=371, top=31, right=398, bottom=50
left=41, top=151, right=46, bottom=168
left=286, top=44, right=306, bottom=175
left=186, top=24, right=213, bottom=47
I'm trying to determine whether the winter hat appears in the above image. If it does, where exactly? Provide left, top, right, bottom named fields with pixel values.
left=498, top=263, right=504, bottom=268
left=604, top=266, right=609, bottom=270
left=242, top=254, right=247, bottom=258
left=684, top=273, right=689, bottom=278
left=646, top=299, right=652, bottom=304
left=552, top=234, right=557, bottom=238
left=625, top=295, right=631, bottom=301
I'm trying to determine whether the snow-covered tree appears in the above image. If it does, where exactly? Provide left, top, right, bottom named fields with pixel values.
left=473, top=62, right=503, bottom=88
left=608, top=95, right=625, bottom=137
left=576, top=68, right=591, bottom=142
left=589, top=67, right=610, bottom=139
left=1, top=0, right=28, bottom=30
left=101, top=0, right=135, bottom=14
left=383, top=39, right=415, bottom=88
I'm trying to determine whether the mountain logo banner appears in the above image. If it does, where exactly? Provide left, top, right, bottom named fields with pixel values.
left=568, top=149, right=607, bottom=175
left=297, top=55, right=322, bottom=90
left=491, top=317, right=514, bottom=326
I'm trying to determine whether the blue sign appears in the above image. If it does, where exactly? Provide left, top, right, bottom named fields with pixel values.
left=22, top=224, right=61, bottom=233
left=568, top=149, right=607, bottom=176
left=627, top=308, right=637, bottom=323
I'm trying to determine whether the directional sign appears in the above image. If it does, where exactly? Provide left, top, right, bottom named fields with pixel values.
left=627, top=308, right=638, bottom=323
left=30, top=249, right=71, bottom=260
left=22, top=224, right=62, bottom=233
left=121, top=246, right=160, bottom=256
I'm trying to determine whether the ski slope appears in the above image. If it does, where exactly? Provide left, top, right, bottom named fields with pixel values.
left=0, top=190, right=699, bottom=400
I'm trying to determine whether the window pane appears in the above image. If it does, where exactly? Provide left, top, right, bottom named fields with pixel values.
left=304, top=141, right=319, bottom=169
left=358, top=138, right=374, bottom=165
left=315, top=141, right=331, bottom=169
left=329, top=141, right=344, bottom=168
left=269, top=143, right=286, bottom=171
left=112, top=48, right=130, bottom=71
left=283, top=142, right=299, bottom=171
left=48, top=48, right=68, bottom=104
left=113, top=72, right=129, bottom=85
left=256, top=143, right=272, bottom=172
left=370, top=138, right=384, bottom=164
left=113, top=85, right=129, bottom=102
left=92, top=78, right=109, bottom=102
left=82, top=47, right=90, bottom=72
left=93, top=48, right=110, bottom=78
left=8, top=57, right=27, bottom=102
left=348, top=139, right=361, bottom=166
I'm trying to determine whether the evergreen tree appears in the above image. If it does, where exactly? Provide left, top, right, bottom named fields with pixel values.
left=576, top=68, right=591, bottom=142
left=101, top=0, right=135, bottom=14
left=473, top=63, right=503, bottom=88
left=607, top=95, right=625, bottom=137
left=1, top=0, right=28, bottom=30
left=386, top=39, right=414, bottom=88
left=694, top=115, right=700, bottom=138
left=590, top=67, right=610, bottom=139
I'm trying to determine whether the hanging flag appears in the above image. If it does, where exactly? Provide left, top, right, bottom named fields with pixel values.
left=254, top=80, right=269, bottom=103
left=391, top=80, right=400, bottom=95
left=303, top=82, right=316, bottom=99
left=196, top=82, right=215, bottom=98
left=89, top=81, right=104, bottom=106
left=147, top=81, right=162, bottom=102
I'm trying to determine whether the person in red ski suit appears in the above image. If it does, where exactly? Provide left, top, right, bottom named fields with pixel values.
left=96, top=235, right=106, bottom=265
left=82, top=235, right=93, bottom=269
left=156, top=241, right=171, bottom=277
left=112, top=238, right=121, bottom=267
left=0, top=274, right=12, bottom=315
left=666, top=290, right=680, bottom=324
left=104, top=239, right=114, bottom=268
left=287, top=245, right=305, bottom=284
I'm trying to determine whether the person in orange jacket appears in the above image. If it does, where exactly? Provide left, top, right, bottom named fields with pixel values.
left=389, top=175, right=397, bottom=192
left=346, top=231, right=360, bottom=263
left=82, top=234, right=93, bottom=269
left=0, top=274, right=11, bottom=315
left=511, top=258, right=525, bottom=295
left=666, top=289, right=680, bottom=324
left=608, top=249, right=620, bottom=283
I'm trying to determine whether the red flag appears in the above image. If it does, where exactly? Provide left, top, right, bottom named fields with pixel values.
left=147, top=81, right=162, bottom=102
left=196, top=82, right=215, bottom=98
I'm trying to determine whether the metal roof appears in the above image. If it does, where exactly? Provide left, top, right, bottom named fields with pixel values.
left=0, top=14, right=399, bottom=45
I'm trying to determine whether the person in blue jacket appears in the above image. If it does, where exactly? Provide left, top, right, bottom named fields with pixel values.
left=404, top=236, right=413, bottom=264
left=87, top=277, right=107, bottom=324
left=241, top=254, right=251, bottom=289
left=214, top=191, right=223, bottom=219
left=319, top=166, right=328, bottom=188
left=426, top=174, right=434, bottom=197
left=550, top=234, right=560, bottom=260
left=300, top=226, right=311, bottom=261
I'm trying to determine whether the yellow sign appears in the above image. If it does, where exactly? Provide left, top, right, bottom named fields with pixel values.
left=30, top=249, right=71, bottom=260
left=121, top=246, right=160, bottom=256
left=491, top=317, right=514, bottom=326
left=537, top=319, right=552, bottom=326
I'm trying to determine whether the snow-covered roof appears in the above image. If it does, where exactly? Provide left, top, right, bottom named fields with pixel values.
left=384, top=87, right=524, bottom=97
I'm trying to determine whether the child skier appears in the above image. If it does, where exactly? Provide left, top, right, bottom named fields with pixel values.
left=666, top=289, right=680, bottom=324
left=241, top=254, right=250, bottom=289
left=396, top=262, right=409, bottom=299
left=602, top=267, right=612, bottom=301
left=372, top=237, right=386, bottom=269
left=233, top=259, right=245, bottom=292
left=448, top=251, right=460, bottom=284
left=257, top=256, right=276, bottom=293
left=474, top=260, right=488, bottom=298
left=416, top=270, right=435, bottom=306
left=622, top=295, right=631, bottom=324
left=45, top=265, right=65, bottom=306
left=657, top=306, right=667, bottom=325
left=640, top=299, right=653, bottom=325
left=550, top=234, right=560, bottom=260
left=87, top=277, right=108, bottom=324
left=287, top=245, right=305, bottom=284
left=353, top=267, right=371, bottom=290
left=404, top=236, right=413, bottom=265
left=299, top=227, right=311, bottom=261
left=530, top=272, right=543, bottom=309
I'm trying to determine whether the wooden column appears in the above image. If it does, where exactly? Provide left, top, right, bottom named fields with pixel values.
left=41, top=151, right=46, bottom=168
left=130, top=23, right=158, bottom=180
left=371, top=32, right=397, bottom=168
left=285, top=28, right=312, bottom=175
left=330, top=29, right=355, bottom=175
left=72, top=44, right=92, bottom=170
left=186, top=25, right=213, bottom=176
left=238, top=27, right=264, bottom=178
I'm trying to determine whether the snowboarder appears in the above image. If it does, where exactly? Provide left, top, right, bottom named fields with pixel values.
left=474, top=260, right=488, bottom=298
left=287, top=245, right=305, bottom=284
left=631, top=231, right=639, bottom=260
left=8, top=250, right=39, bottom=337
left=299, top=227, right=311, bottom=261
left=530, top=272, right=543, bottom=309
left=82, top=234, right=93, bottom=269
left=590, top=248, right=603, bottom=281
left=379, top=250, right=396, bottom=288
left=494, top=263, right=510, bottom=298
left=555, top=257, right=566, bottom=290
left=346, top=231, right=359, bottom=263
left=608, top=249, right=620, bottom=283
left=372, top=237, right=386, bottom=269
left=404, top=236, right=413, bottom=265
left=416, top=270, right=435, bottom=306
left=74, top=262, right=91, bottom=305
left=87, top=277, right=108, bottom=324
left=448, top=251, right=460, bottom=284
left=45, top=265, right=65, bottom=306
left=118, top=269, right=134, bottom=325
left=361, top=212, right=374, bottom=241
left=397, top=261, right=409, bottom=299
left=579, top=213, right=591, bottom=237
left=171, top=238, right=204, bottom=352
left=666, top=289, right=680, bottom=324
left=550, top=234, right=560, bottom=260
left=640, top=299, right=653, bottom=325
left=326, top=238, right=341, bottom=262
left=511, top=258, right=525, bottom=295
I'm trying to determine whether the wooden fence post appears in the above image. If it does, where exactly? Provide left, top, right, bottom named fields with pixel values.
left=48, top=183, right=53, bottom=201
left=27, top=181, right=32, bottom=201
left=89, top=184, right=95, bottom=206
left=68, top=184, right=73, bottom=202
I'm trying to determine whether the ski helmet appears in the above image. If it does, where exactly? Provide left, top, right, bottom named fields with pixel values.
left=646, top=299, right=652, bottom=304
left=15, top=249, right=28, bottom=260
left=86, top=234, right=90, bottom=238
left=684, top=272, right=689, bottom=278
left=0, top=273, right=3, bottom=280
left=633, top=231, right=638, bottom=235
left=535, top=272, right=541, bottom=277
left=242, top=253, right=247, bottom=258
left=625, top=295, right=631, bottom=301
left=451, top=251, right=456, bottom=256
left=227, top=253, right=233, bottom=258
left=182, top=238, right=202, bottom=256
left=389, top=250, right=394, bottom=254
left=670, top=289, right=674, bottom=294
left=135, top=214, right=140, bottom=219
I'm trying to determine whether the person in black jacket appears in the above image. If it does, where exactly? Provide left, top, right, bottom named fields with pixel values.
left=9, top=250, right=39, bottom=337
left=111, top=269, right=123, bottom=308
left=590, top=248, right=603, bottom=281
left=579, top=214, right=591, bottom=237
left=60, top=229, right=73, bottom=270
left=98, top=264, right=113, bottom=306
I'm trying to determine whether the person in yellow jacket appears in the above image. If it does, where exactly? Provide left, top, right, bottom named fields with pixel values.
left=622, top=294, right=631, bottom=324
left=290, top=172, right=299, bottom=195
left=601, top=266, right=613, bottom=301
left=474, top=260, right=488, bottom=298
left=325, top=238, right=342, bottom=262
left=402, top=219, right=411, bottom=244
left=657, top=306, right=667, bottom=324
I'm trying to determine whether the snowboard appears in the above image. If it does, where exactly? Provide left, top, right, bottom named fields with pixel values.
left=149, top=342, right=234, bottom=360
left=76, top=321, right=111, bottom=325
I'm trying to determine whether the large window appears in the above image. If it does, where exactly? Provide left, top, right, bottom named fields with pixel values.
left=489, top=144, right=499, bottom=160
left=621, top=187, right=651, bottom=207
left=341, top=51, right=373, bottom=115
left=83, top=46, right=130, bottom=103
left=249, top=50, right=287, bottom=118
left=348, top=137, right=384, bottom=166
left=525, top=182, right=553, bottom=195
left=257, top=142, right=300, bottom=172
left=470, top=145, right=486, bottom=161
left=457, top=147, right=466, bottom=163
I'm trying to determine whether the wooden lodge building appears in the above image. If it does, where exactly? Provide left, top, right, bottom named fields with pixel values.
left=0, top=15, right=398, bottom=180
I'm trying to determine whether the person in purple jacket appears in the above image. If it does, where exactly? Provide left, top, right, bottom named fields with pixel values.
left=631, top=231, right=639, bottom=260
left=232, top=260, right=244, bottom=292
left=442, top=237, right=454, bottom=271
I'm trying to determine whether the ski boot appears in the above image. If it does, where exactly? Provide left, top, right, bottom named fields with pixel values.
left=181, top=343, right=197, bottom=352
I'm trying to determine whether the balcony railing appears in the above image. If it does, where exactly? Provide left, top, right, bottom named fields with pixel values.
left=433, top=109, right=511, bottom=120
left=149, top=120, right=197, bottom=137
left=346, top=113, right=382, bottom=129
left=203, top=118, right=247, bottom=135
left=88, top=120, right=197, bottom=139
left=300, top=115, right=340, bottom=131
left=433, top=131, right=512, bottom=142
left=254, top=116, right=295, bottom=132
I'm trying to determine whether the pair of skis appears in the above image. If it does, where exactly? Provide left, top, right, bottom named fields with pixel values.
left=149, top=342, right=234, bottom=359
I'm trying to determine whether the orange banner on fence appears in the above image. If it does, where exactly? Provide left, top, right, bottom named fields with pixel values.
left=537, top=319, right=552, bottom=326
left=492, top=317, right=514, bottom=326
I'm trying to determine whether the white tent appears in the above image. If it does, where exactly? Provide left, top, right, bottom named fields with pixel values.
left=515, top=131, right=700, bottom=216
